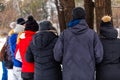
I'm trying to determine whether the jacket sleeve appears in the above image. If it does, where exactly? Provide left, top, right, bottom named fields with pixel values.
left=0, top=43, right=6, bottom=61
left=94, top=32, right=103, bottom=64
left=54, top=32, right=64, bottom=62
left=25, top=42, right=34, bottom=62
left=9, top=35, right=16, bottom=57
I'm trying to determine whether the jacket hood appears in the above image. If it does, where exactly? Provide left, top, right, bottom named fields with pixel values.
left=69, top=19, right=89, bottom=35
left=100, top=26, right=118, bottom=39
left=14, top=24, right=25, bottom=33
left=32, top=31, right=57, bottom=49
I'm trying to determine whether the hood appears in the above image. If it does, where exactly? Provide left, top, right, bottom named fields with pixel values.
left=32, top=31, right=57, bottom=49
left=14, top=24, right=25, bottom=33
left=100, top=26, right=118, bottom=39
left=69, top=19, right=89, bottom=35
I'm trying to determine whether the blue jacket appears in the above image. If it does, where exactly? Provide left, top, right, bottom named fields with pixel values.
left=54, top=19, right=103, bottom=80
left=2, top=62, right=8, bottom=80
left=9, top=33, right=22, bottom=67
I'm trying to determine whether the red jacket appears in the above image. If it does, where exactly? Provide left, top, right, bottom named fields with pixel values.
left=17, top=30, right=35, bottom=72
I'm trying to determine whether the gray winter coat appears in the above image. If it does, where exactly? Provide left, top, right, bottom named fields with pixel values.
left=54, top=19, right=103, bottom=80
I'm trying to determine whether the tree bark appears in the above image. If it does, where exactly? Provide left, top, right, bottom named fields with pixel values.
left=55, top=0, right=75, bottom=32
left=95, top=0, right=112, bottom=33
left=60, top=0, right=75, bottom=26
left=55, top=0, right=66, bottom=32
left=84, top=0, right=94, bottom=29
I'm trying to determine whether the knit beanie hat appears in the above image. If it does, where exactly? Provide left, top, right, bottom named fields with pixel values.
left=39, top=21, right=55, bottom=31
left=17, top=18, right=25, bottom=25
left=100, top=15, right=112, bottom=27
left=9, top=22, right=16, bottom=29
left=72, top=7, right=86, bottom=20
left=25, top=15, right=39, bottom=32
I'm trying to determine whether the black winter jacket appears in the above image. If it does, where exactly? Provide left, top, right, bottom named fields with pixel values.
left=96, top=25, right=120, bottom=80
left=26, top=31, right=62, bottom=80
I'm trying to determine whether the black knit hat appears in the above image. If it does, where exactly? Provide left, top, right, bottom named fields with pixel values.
left=25, top=15, right=39, bottom=32
left=39, top=21, right=54, bottom=31
left=72, top=7, right=86, bottom=20
left=17, top=18, right=25, bottom=25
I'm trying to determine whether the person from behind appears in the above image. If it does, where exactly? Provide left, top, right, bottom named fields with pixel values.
left=96, top=16, right=120, bottom=80
left=0, top=48, right=8, bottom=80
left=0, top=22, right=16, bottom=80
left=54, top=7, right=103, bottom=80
left=16, top=15, right=39, bottom=80
left=25, top=21, right=62, bottom=80
left=1, top=22, right=16, bottom=69
left=9, top=18, right=25, bottom=80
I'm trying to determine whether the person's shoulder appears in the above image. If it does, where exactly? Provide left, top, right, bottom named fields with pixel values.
left=87, top=28, right=96, bottom=33
left=115, top=38, right=120, bottom=42
left=86, top=28, right=98, bottom=36
left=60, top=28, right=71, bottom=35
left=10, top=33, right=18, bottom=38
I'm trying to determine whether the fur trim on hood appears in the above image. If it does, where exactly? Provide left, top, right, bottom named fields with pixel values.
left=8, top=29, right=14, bottom=36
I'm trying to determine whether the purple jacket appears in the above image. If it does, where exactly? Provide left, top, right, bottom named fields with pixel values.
left=54, top=19, right=103, bottom=80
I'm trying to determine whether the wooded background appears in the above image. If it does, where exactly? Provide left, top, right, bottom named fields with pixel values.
left=0, top=0, right=120, bottom=35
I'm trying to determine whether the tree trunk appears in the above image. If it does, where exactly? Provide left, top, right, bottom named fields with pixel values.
left=60, top=0, right=75, bottom=26
left=55, top=0, right=66, bottom=32
left=84, top=0, right=94, bottom=29
left=95, top=0, right=112, bottom=33
left=55, top=0, right=75, bottom=32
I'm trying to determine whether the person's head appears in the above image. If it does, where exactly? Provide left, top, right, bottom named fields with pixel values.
left=72, top=7, right=86, bottom=20
left=25, top=15, right=39, bottom=32
left=9, top=22, right=16, bottom=29
left=39, top=21, right=56, bottom=31
left=100, top=15, right=112, bottom=27
left=16, top=18, right=25, bottom=25
left=100, top=15, right=118, bottom=38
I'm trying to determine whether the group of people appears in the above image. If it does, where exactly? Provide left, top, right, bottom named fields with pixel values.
left=0, top=7, right=120, bottom=80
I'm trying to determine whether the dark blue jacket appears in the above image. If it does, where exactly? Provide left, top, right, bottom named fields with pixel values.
left=54, top=19, right=103, bottom=80
left=96, top=24, right=120, bottom=80
left=9, top=33, right=22, bottom=67
left=26, top=31, right=62, bottom=80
